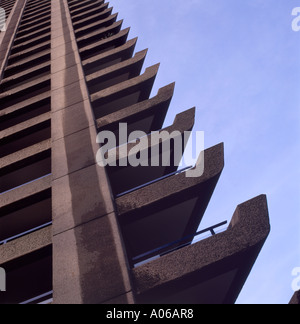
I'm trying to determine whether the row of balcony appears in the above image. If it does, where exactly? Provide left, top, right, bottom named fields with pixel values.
left=0, top=0, right=52, bottom=304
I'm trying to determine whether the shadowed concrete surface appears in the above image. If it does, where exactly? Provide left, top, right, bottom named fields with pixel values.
left=0, top=0, right=275, bottom=304
left=96, top=83, right=174, bottom=138
left=116, top=143, right=224, bottom=266
left=51, top=0, right=132, bottom=304
left=106, top=107, right=195, bottom=196
left=132, top=195, right=270, bottom=304
left=0, top=0, right=52, bottom=304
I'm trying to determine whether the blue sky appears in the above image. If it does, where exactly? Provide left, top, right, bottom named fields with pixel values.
left=109, top=0, right=300, bottom=304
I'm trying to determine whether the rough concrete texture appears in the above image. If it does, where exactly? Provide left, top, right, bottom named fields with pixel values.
left=52, top=163, right=114, bottom=235
left=1, top=62, right=50, bottom=91
left=0, top=92, right=50, bottom=120
left=75, top=12, right=118, bottom=38
left=111, top=107, right=195, bottom=162
left=132, top=195, right=270, bottom=303
left=51, top=63, right=85, bottom=91
left=105, top=107, right=195, bottom=196
left=0, top=75, right=49, bottom=100
left=0, top=226, right=52, bottom=265
left=0, top=0, right=52, bottom=286
left=76, top=19, right=123, bottom=45
left=0, top=174, right=51, bottom=209
left=51, top=99, right=94, bottom=142
left=70, top=0, right=106, bottom=17
left=51, top=125, right=100, bottom=180
left=91, top=63, right=159, bottom=102
left=52, top=213, right=132, bottom=304
left=116, top=143, right=224, bottom=215
left=82, top=37, right=137, bottom=73
left=73, top=7, right=113, bottom=31
left=91, top=64, right=160, bottom=120
left=0, top=138, right=50, bottom=170
left=0, top=112, right=50, bottom=143
left=51, top=0, right=133, bottom=304
left=96, top=82, right=174, bottom=134
left=51, top=79, right=89, bottom=112
left=80, top=26, right=130, bottom=58
left=87, top=49, right=147, bottom=94
left=0, top=0, right=26, bottom=75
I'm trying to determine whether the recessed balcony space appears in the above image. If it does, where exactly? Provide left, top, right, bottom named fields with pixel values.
left=96, top=83, right=174, bottom=145
left=22, top=0, right=50, bottom=16
left=1, top=0, right=15, bottom=7
left=115, top=143, right=224, bottom=268
left=69, top=0, right=106, bottom=18
left=105, top=108, right=195, bottom=197
left=0, top=76, right=50, bottom=110
left=82, top=37, right=137, bottom=75
left=13, top=26, right=51, bottom=46
left=21, top=6, right=51, bottom=24
left=72, top=7, right=113, bottom=31
left=86, top=49, right=147, bottom=94
left=68, top=0, right=104, bottom=12
left=0, top=174, right=52, bottom=246
left=10, top=34, right=51, bottom=55
left=0, top=94, right=50, bottom=131
left=17, top=14, right=51, bottom=33
left=15, top=20, right=50, bottom=39
left=25, top=0, right=50, bottom=10
left=0, top=62, right=50, bottom=92
left=20, top=14, right=51, bottom=32
left=7, top=41, right=50, bottom=66
left=0, top=0, right=15, bottom=17
left=74, top=13, right=118, bottom=39
left=70, top=2, right=109, bottom=24
left=76, top=20, right=123, bottom=49
left=0, top=139, right=51, bottom=194
left=132, top=195, right=270, bottom=304
left=79, top=27, right=130, bottom=61
left=91, top=64, right=159, bottom=119
left=22, top=8, right=51, bottom=23
left=0, top=246, right=52, bottom=305
left=132, top=221, right=228, bottom=269
left=4, top=50, right=50, bottom=78
left=0, top=113, right=50, bottom=158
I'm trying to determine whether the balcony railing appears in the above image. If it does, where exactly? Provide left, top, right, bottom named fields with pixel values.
left=0, top=221, right=52, bottom=245
left=115, top=165, right=193, bottom=198
left=19, top=291, right=53, bottom=305
left=133, top=221, right=228, bottom=267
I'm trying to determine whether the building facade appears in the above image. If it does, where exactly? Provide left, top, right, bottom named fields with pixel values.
left=0, top=0, right=273, bottom=304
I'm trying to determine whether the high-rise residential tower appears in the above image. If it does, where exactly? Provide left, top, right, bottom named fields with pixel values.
left=0, top=0, right=272, bottom=304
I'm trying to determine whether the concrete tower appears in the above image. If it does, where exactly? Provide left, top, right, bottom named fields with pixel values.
left=0, top=0, right=271, bottom=304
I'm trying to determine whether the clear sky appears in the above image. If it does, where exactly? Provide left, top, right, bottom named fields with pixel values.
left=109, top=0, right=300, bottom=304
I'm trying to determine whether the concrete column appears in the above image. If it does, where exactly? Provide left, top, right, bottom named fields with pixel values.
left=51, top=0, right=133, bottom=304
